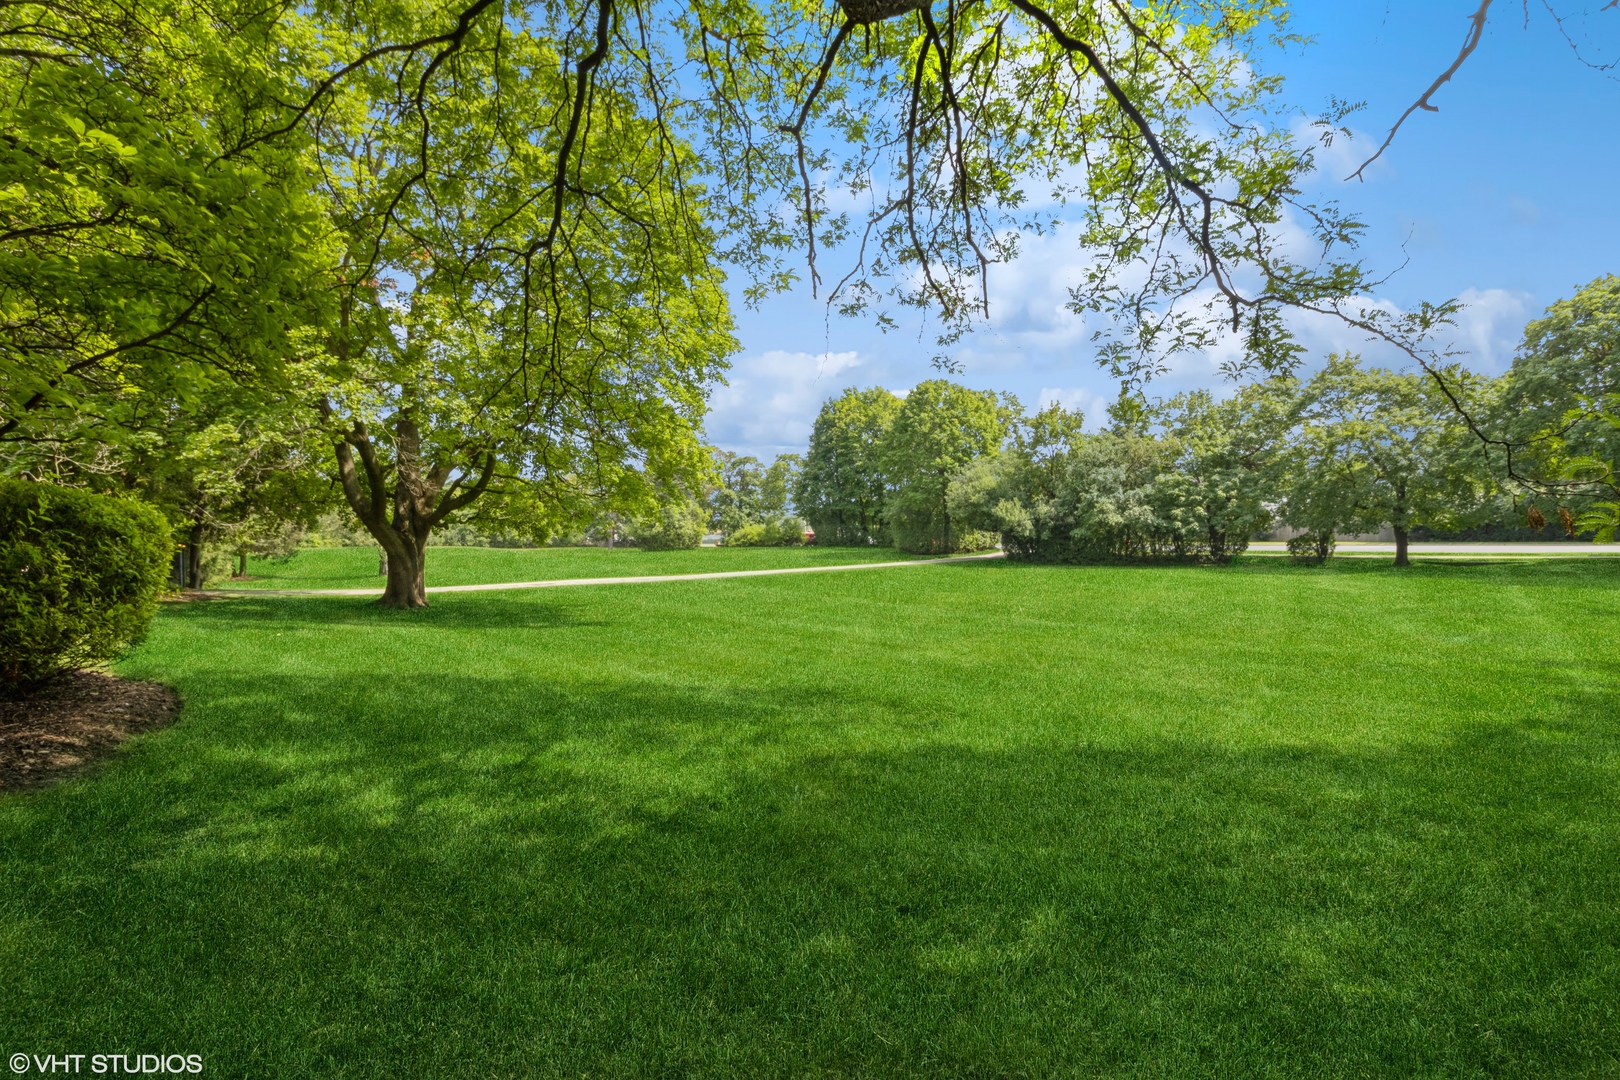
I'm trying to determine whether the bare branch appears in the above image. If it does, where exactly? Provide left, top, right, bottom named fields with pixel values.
left=1347, top=0, right=1494, bottom=181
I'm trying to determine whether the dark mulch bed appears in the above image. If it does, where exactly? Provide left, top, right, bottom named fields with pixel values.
left=0, top=672, right=180, bottom=794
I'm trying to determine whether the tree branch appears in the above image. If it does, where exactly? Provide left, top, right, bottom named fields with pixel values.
left=1347, top=0, right=1494, bottom=181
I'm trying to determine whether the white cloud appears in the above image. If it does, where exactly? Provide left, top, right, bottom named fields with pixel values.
left=703, top=349, right=864, bottom=460
left=1442, top=287, right=1533, bottom=372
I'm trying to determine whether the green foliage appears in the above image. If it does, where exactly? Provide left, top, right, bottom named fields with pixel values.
left=304, top=8, right=737, bottom=604
left=1495, top=275, right=1620, bottom=531
left=1286, top=531, right=1335, bottom=564
left=952, top=432, right=1180, bottom=561
left=708, top=451, right=800, bottom=535
left=762, top=455, right=801, bottom=519
left=722, top=516, right=807, bottom=547
left=631, top=500, right=706, bottom=551
left=1576, top=502, right=1620, bottom=543
left=881, top=380, right=1009, bottom=554
left=689, top=0, right=1386, bottom=377
left=1496, top=274, right=1620, bottom=468
left=0, top=0, right=333, bottom=453
left=0, top=480, right=170, bottom=690
left=949, top=389, right=1283, bottom=564
left=795, top=387, right=903, bottom=546
left=1155, top=384, right=1292, bottom=560
left=1284, top=355, right=1495, bottom=558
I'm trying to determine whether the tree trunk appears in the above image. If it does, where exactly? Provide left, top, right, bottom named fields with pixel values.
left=380, top=535, right=428, bottom=608
left=236, top=551, right=247, bottom=577
left=186, top=523, right=204, bottom=590
left=326, top=409, right=497, bottom=611
left=1393, top=482, right=1410, bottom=567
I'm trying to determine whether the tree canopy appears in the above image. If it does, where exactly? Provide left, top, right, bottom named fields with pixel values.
left=880, top=379, right=1009, bottom=553
left=794, top=386, right=902, bottom=545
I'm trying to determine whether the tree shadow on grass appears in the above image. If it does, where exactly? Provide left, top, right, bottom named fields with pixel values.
left=164, top=594, right=613, bottom=632
left=1, top=662, right=1617, bottom=1079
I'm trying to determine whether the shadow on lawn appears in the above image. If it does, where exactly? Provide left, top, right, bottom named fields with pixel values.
left=168, top=594, right=613, bottom=632
left=2, top=658, right=1617, bottom=1079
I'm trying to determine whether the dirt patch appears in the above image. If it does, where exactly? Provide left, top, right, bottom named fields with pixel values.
left=0, top=672, right=180, bottom=794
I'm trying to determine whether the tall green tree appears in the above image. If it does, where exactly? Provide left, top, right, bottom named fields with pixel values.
left=944, top=401, right=1083, bottom=558
left=880, top=380, right=1009, bottom=553
left=1295, top=355, right=1494, bottom=566
left=708, top=451, right=764, bottom=533
left=1155, top=382, right=1293, bottom=562
left=793, top=387, right=902, bottom=545
left=308, top=4, right=735, bottom=606
left=761, top=454, right=802, bottom=519
left=707, top=449, right=800, bottom=534
left=1492, top=275, right=1620, bottom=538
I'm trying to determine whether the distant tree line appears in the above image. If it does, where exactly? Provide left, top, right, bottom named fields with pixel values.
left=792, top=289, right=1618, bottom=565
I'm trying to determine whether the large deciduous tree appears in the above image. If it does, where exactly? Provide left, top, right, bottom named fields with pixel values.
left=309, top=2, right=735, bottom=606
left=794, top=386, right=902, bottom=545
left=880, top=379, right=1008, bottom=553
left=1294, top=355, right=1494, bottom=566
left=1489, top=275, right=1620, bottom=539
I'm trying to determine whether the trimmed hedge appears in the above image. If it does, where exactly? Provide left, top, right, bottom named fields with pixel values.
left=0, top=480, right=172, bottom=692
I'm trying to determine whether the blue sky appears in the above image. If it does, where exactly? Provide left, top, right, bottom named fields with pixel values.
left=703, top=2, right=1620, bottom=461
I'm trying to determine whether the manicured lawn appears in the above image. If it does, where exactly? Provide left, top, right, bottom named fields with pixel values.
left=225, top=543, right=925, bottom=591
left=3, top=557, right=1618, bottom=1077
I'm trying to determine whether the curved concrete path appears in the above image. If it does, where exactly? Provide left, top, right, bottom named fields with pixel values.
left=213, top=552, right=1007, bottom=598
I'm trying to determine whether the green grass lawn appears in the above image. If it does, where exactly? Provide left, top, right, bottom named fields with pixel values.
left=224, top=543, right=927, bottom=591
left=3, top=556, right=1618, bottom=1077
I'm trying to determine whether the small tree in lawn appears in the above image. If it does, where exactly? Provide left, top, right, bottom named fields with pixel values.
left=794, top=387, right=902, bottom=546
left=945, top=402, right=1085, bottom=559
left=708, top=451, right=765, bottom=535
left=761, top=454, right=802, bottom=519
left=1279, top=419, right=1362, bottom=564
left=1297, top=355, right=1493, bottom=566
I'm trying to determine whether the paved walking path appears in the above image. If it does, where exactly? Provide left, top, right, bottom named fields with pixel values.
left=1247, top=541, right=1617, bottom=556
left=205, top=542, right=1616, bottom=599
left=211, top=552, right=1008, bottom=597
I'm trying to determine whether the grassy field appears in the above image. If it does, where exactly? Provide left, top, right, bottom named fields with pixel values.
left=224, top=543, right=926, bottom=591
left=3, top=552, right=1618, bottom=1077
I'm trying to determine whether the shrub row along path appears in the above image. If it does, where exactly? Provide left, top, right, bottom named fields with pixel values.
left=212, top=551, right=1009, bottom=596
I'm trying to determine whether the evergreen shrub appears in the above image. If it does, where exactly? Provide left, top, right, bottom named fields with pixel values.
left=0, top=480, right=172, bottom=692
